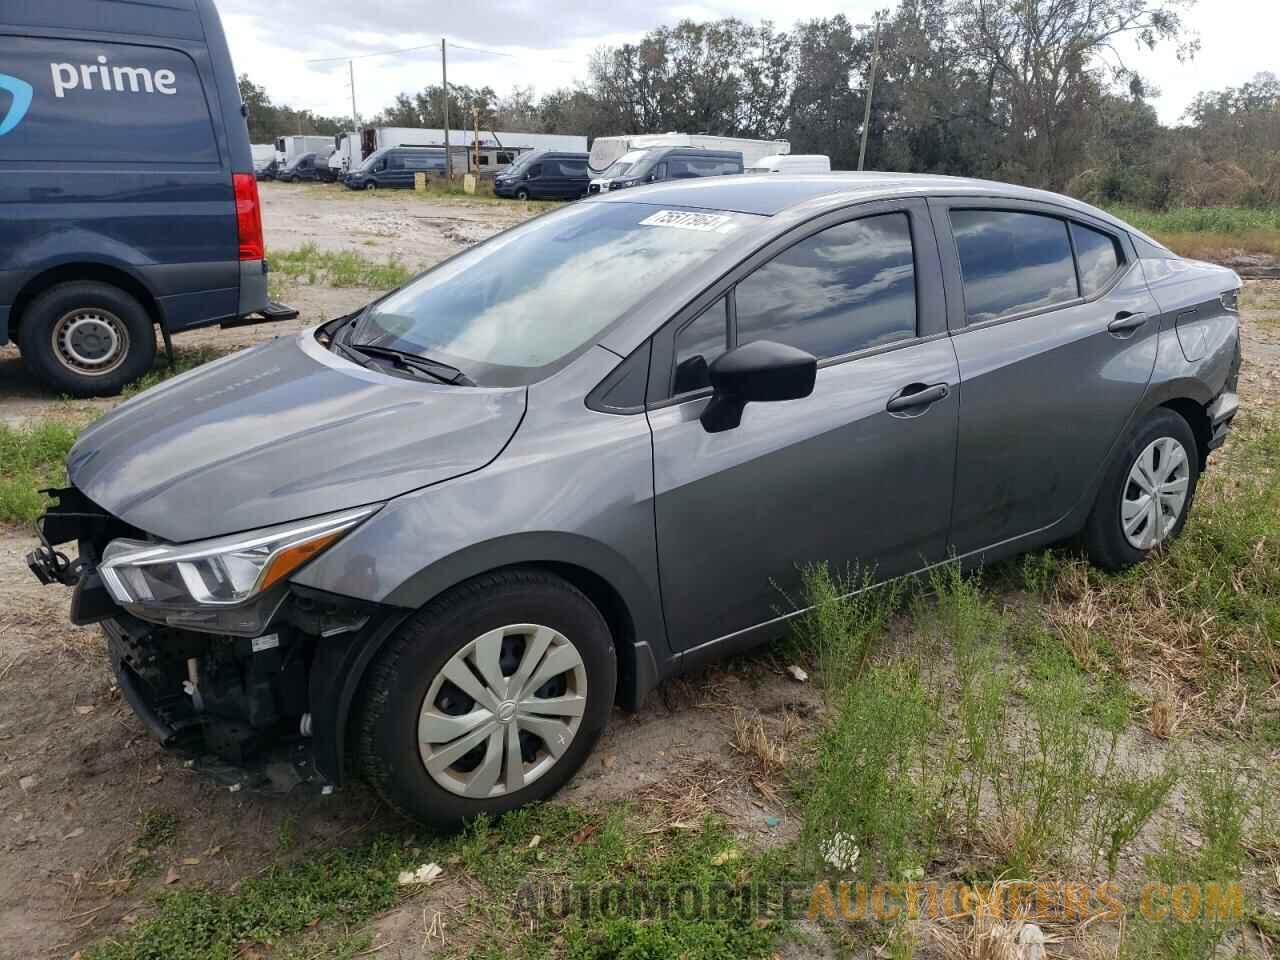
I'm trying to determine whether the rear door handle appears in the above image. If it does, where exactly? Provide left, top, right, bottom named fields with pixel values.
left=886, top=382, right=949, bottom=413
left=1108, top=311, right=1148, bottom=335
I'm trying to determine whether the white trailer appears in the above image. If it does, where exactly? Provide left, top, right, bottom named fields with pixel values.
left=340, top=127, right=589, bottom=172
left=588, top=133, right=789, bottom=174
left=746, top=154, right=831, bottom=174
left=274, top=135, right=336, bottom=166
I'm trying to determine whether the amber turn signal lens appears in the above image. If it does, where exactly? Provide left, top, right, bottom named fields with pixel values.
left=258, top=530, right=345, bottom=591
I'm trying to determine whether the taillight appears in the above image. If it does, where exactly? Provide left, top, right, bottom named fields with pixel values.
left=233, top=172, right=264, bottom=261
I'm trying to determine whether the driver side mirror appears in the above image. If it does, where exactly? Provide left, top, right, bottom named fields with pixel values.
left=700, top=340, right=817, bottom=433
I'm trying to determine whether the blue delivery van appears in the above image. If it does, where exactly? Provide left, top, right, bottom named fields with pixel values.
left=0, top=0, right=294, bottom=396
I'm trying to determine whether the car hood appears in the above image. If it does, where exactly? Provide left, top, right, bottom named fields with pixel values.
left=68, top=333, right=526, bottom=543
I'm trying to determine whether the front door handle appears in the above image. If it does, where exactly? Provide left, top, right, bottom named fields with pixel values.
left=886, top=382, right=949, bottom=414
left=1108, top=311, right=1148, bottom=335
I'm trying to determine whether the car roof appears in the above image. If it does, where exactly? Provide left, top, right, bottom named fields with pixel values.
left=597, top=172, right=1135, bottom=232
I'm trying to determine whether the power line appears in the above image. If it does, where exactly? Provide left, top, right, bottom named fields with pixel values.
left=306, top=38, right=577, bottom=67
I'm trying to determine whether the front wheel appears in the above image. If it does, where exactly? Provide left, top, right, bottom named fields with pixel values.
left=365, top=181, right=377, bottom=192
left=357, top=569, right=616, bottom=827
left=1082, top=408, right=1200, bottom=571
left=17, top=281, right=156, bottom=397
left=515, top=188, right=530, bottom=201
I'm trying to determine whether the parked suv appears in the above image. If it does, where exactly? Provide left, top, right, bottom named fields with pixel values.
left=493, top=151, right=590, bottom=200
left=0, top=0, right=292, bottom=396
left=588, top=147, right=743, bottom=194
left=344, top=146, right=451, bottom=190
left=275, top=151, right=336, bottom=183
left=30, top=176, right=1240, bottom=826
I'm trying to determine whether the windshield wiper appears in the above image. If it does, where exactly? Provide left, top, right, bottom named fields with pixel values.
left=347, top=343, right=476, bottom=386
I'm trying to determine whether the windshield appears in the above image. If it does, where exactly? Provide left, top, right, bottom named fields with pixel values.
left=502, top=151, right=541, bottom=176
left=285, top=154, right=309, bottom=170
left=600, top=150, right=649, bottom=180
left=350, top=202, right=760, bottom=386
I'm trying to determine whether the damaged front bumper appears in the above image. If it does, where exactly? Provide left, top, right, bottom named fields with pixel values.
left=28, top=487, right=408, bottom=796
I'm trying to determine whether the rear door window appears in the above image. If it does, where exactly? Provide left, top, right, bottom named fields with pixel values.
left=1070, top=222, right=1124, bottom=297
left=949, top=210, right=1079, bottom=322
left=0, top=36, right=218, bottom=163
left=735, top=212, right=918, bottom=359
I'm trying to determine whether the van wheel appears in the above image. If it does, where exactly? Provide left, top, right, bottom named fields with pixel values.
left=18, top=282, right=156, bottom=397
left=365, top=182, right=377, bottom=192
left=515, top=188, right=530, bottom=201
left=1082, top=408, right=1200, bottom=571
left=356, top=569, right=616, bottom=828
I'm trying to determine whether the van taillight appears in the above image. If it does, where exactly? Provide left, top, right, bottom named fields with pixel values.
left=233, top=173, right=264, bottom=261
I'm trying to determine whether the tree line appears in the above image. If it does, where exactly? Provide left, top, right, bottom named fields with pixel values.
left=241, top=0, right=1280, bottom=208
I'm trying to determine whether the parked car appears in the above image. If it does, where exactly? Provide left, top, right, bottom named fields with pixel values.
left=588, top=147, right=743, bottom=194
left=275, top=151, right=336, bottom=183
left=493, top=151, right=590, bottom=200
left=0, top=0, right=292, bottom=396
left=30, top=175, right=1241, bottom=826
left=747, top=154, right=831, bottom=174
left=255, top=158, right=279, bottom=181
left=343, top=145, right=465, bottom=190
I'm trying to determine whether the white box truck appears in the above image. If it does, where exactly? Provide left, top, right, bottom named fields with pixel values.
left=274, top=135, right=336, bottom=166
left=250, top=143, right=276, bottom=173
left=588, top=133, right=789, bottom=175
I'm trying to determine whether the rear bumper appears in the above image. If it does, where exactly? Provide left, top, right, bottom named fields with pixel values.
left=1206, top=390, right=1238, bottom=451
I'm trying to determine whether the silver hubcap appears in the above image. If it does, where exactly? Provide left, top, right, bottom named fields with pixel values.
left=51, top=309, right=129, bottom=376
left=418, top=624, right=587, bottom=798
left=1122, top=436, right=1190, bottom=550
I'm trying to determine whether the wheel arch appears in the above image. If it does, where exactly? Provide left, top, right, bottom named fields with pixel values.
left=10, top=262, right=164, bottom=339
left=315, top=540, right=667, bottom=786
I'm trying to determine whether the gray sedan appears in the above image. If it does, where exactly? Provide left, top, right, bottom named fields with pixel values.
left=30, top=174, right=1241, bottom=825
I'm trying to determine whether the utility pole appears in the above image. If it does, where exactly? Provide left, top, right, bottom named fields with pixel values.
left=441, top=38, right=452, bottom=180
left=348, top=59, right=358, bottom=131
left=857, top=16, right=881, bottom=172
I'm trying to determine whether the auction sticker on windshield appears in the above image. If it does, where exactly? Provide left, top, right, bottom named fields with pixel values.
left=639, top=210, right=734, bottom=232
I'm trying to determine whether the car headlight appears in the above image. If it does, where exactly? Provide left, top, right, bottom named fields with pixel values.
left=99, top=506, right=378, bottom=609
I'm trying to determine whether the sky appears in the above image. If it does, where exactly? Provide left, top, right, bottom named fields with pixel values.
left=218, top=0, right=1279, bottom=131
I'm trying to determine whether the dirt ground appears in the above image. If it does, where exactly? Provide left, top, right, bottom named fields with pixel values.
left=1, top=187, right=1278, bottom=957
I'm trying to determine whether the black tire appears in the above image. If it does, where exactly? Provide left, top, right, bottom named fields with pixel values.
left=1082, top=408, right=1200, bottom=571
left=357, top=568, right=617, bottom=828
left=365, top=181, right=377, bottom=191
left=17, top=281, right=156, bottom=398
left=515, top=188, right=530, bottom=201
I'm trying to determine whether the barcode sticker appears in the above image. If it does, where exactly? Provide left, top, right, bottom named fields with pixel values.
left=251, top=633, right=280, bottom=653
left=639, top=210, right=734, bottom=232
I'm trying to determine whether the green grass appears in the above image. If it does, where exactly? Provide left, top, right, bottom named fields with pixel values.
left=1109, top=206, right=1280, bottom=235
left=270, top=243, right=413, bottom=292
left=0, top=420, right=80, bottom=524
left=1106, top=205, right=1280, bottom=259
left=87, top=804, right=791, bottom=960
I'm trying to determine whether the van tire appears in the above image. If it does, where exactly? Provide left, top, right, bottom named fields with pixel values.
left=356, top=568, right=616, bottom=828
left=365, top=182, right=376, bottom=191
left=18, top=281, right=156, bottom=398
left=515, top=188, right=530, bottom=201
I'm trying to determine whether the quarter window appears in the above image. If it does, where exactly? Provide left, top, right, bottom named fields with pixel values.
left=673, top=297, right=728, bottom=395
left=1071, top=222, right=1123, bottom=297
left=950, top=210, right=1078, bottom=322
left=735, top=213, right=917, bottom=360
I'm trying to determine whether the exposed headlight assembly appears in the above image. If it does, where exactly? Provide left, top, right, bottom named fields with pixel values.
left=99, top=506, right=378, bottom=610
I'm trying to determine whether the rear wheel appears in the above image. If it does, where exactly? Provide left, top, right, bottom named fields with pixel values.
left=17, top=281, right=156, bottom=397
left=357, top=569, right=616, bottom=827
left=1082, top=408, right=1200, bottom=570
